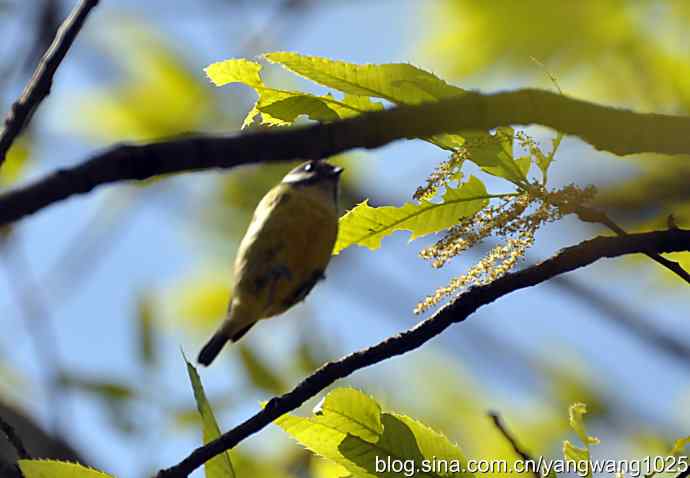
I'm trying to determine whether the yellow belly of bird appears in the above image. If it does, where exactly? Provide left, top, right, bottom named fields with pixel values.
left=230, top=184, right=338, bottom=324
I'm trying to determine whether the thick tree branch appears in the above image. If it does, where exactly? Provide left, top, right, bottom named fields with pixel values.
left=0, top=0, right=100, bottom=167
left=0, top=415, right=29, bottom=459
left=2, top=89, right=690, bottom=226
left=156, top=228, right=690, bottom=478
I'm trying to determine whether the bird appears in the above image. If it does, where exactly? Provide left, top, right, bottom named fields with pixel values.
left=197, top=160, right=343, bottom=366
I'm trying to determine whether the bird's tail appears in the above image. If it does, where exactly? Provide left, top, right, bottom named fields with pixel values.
left=197, top=331, right=229, bottom=366
left=197, top=305, right=258, bottom=366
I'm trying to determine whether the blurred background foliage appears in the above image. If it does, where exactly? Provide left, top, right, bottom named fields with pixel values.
left=0, top=1, right=689, bottom=477
left=425, top=0, right=690, bottom=265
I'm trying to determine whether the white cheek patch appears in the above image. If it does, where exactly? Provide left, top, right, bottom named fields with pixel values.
left=283, top=172, right=318, bottom=184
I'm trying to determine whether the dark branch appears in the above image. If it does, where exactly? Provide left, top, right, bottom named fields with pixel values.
left=488, top=412, right=540, bottom=478
left=0, top=415, right=30, bottom=459
left=0, top=0, right=100, bottom=167
left=576, top=205, right=690, bottom=283
left=156, top=228, right=690, bottom=477
left=3, top=89, right=690, bottom=226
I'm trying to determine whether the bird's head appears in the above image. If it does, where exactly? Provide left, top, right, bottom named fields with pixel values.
left=282, top=160, right=343, bottom=204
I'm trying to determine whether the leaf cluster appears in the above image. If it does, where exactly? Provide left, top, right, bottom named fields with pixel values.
left=206, top=52, right=597, bottom=313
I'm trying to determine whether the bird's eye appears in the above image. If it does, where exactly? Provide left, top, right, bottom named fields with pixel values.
left=304, top=162, right=314, bottom=172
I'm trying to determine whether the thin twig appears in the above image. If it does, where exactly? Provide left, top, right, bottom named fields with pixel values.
left=551, top=274, right=690, bottom=362
left=3, top=88, right=690, bottom=226
left=156, top=228, right=690, bottom=477
left=1, top=234, right=65, bottom=434
left=576, top=205, right=690, bottom=284
left=0, top=415, right=30, bottom=459
left=488, top=411, right=540, bottom=478
left=0, top=0, right=100, bottom=167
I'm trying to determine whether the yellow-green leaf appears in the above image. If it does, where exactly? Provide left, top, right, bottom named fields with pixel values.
left=311, top=388, right=383, bottom=442
left=537, top=132, right=564, bottom=178
left=206, top=59, right=367, bottom=127
left=174, top=271, right=230, bottom=330
left=341, top=94, right=384, bottom=111
left=568, top=402, right=599, bottom=447
left=1, top=141, right=30, bottom=187
left=334, top=176, right=489, bottom=254
left=464, top=128, right=527, bottom=184
left=238, top=344, right=286, bottom=395
left=259, top=94, right=340, bottom=123
left=208, top=54, right=472, bottom=151
left=275, top=387, right=472, bottom=478
left=515, top=156, right=532, bottom=178
left=136, top=293, right=156, bottom=366
left=563, top=440, right=590, bottom=476
left=670, top=436, right=690, bottom=455
left=70, top=26, right=212, bottom=141
left=184, top=355, right=235, bottom=478
left=264, top=52, right=465, bottom=104
left=264, top=52, right=468, bottom=150
left=563, top=402, right=599, bottom=478
left=311, top=458, right=352, bottom=478
left=18, top=460, right=114, bottom=478
left=327, top=94, right=384, bottom=119
left=204, top=58, right=263, bottom=87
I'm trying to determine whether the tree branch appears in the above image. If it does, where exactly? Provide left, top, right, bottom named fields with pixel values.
left=0, top=414, right=29, bottom=459
left=0, top=0, right=100, bottom=167
left=488, top=412, right=540, bottom=478
left=156, top=228, right=690, bottom=478
left=576, top=205, right=690, bottom=283
left=550, top=275, right=690, bottom=365
left=2, top=88, right=690, bottom=226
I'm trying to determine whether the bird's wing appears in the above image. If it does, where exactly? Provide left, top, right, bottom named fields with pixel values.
left=231, top=184, right=336, bottom=317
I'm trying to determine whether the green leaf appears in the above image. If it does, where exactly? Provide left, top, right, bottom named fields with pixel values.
left=58, top=374, right=137, bottom=434
left=184, top=355, right=236, bottom=478
left=645, top=435, right=690, bottom=478
left=562, top=440, right=589, bottom=464
left=464, top=127, right=527, bottom=184
left=391, top=413, right=471, bottom=473
left=671, top=436, right=690, bottom=455
left=275, top=388, right=471, bottom=478
left=340, top=94, right=384, bottom=113
left=321, top=93, right=384, bottom=120
left=259, top=94, right=340, bottom=123
left=208, top=54, right=473, bottom=152
left=58, top=375, right=134, bottom=402
left=562, top=403, right=599, bottom=478
left=136, top=294, right=156, bottom=366
left=264, top=52, right=465, bottom=104
left=71, top=27, right=213, bottom=141
left=238, top=344, right=286, bottom=394
left=205, top=58, right=263, bottom=87
left=1, top=141, right=30, bottom=187
left=568, top=402, right=599, bottom=447
left=334, top=176, right=489, bottom=255
left=515, top=156, right=532, bottom=178
left=311, top=458, right=353, bottom=478
left=205, top=58, right=370, bottom=128
left=18, top=460, right=114, bottom=478
left=537, top=132, right=564, bottom=181
left=312, top=388, right=384, bottom=442
left=264, top=52, right=467, bottom=150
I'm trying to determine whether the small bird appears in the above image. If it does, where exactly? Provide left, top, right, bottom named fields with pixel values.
left=198, top=160, right=343, bottom=366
